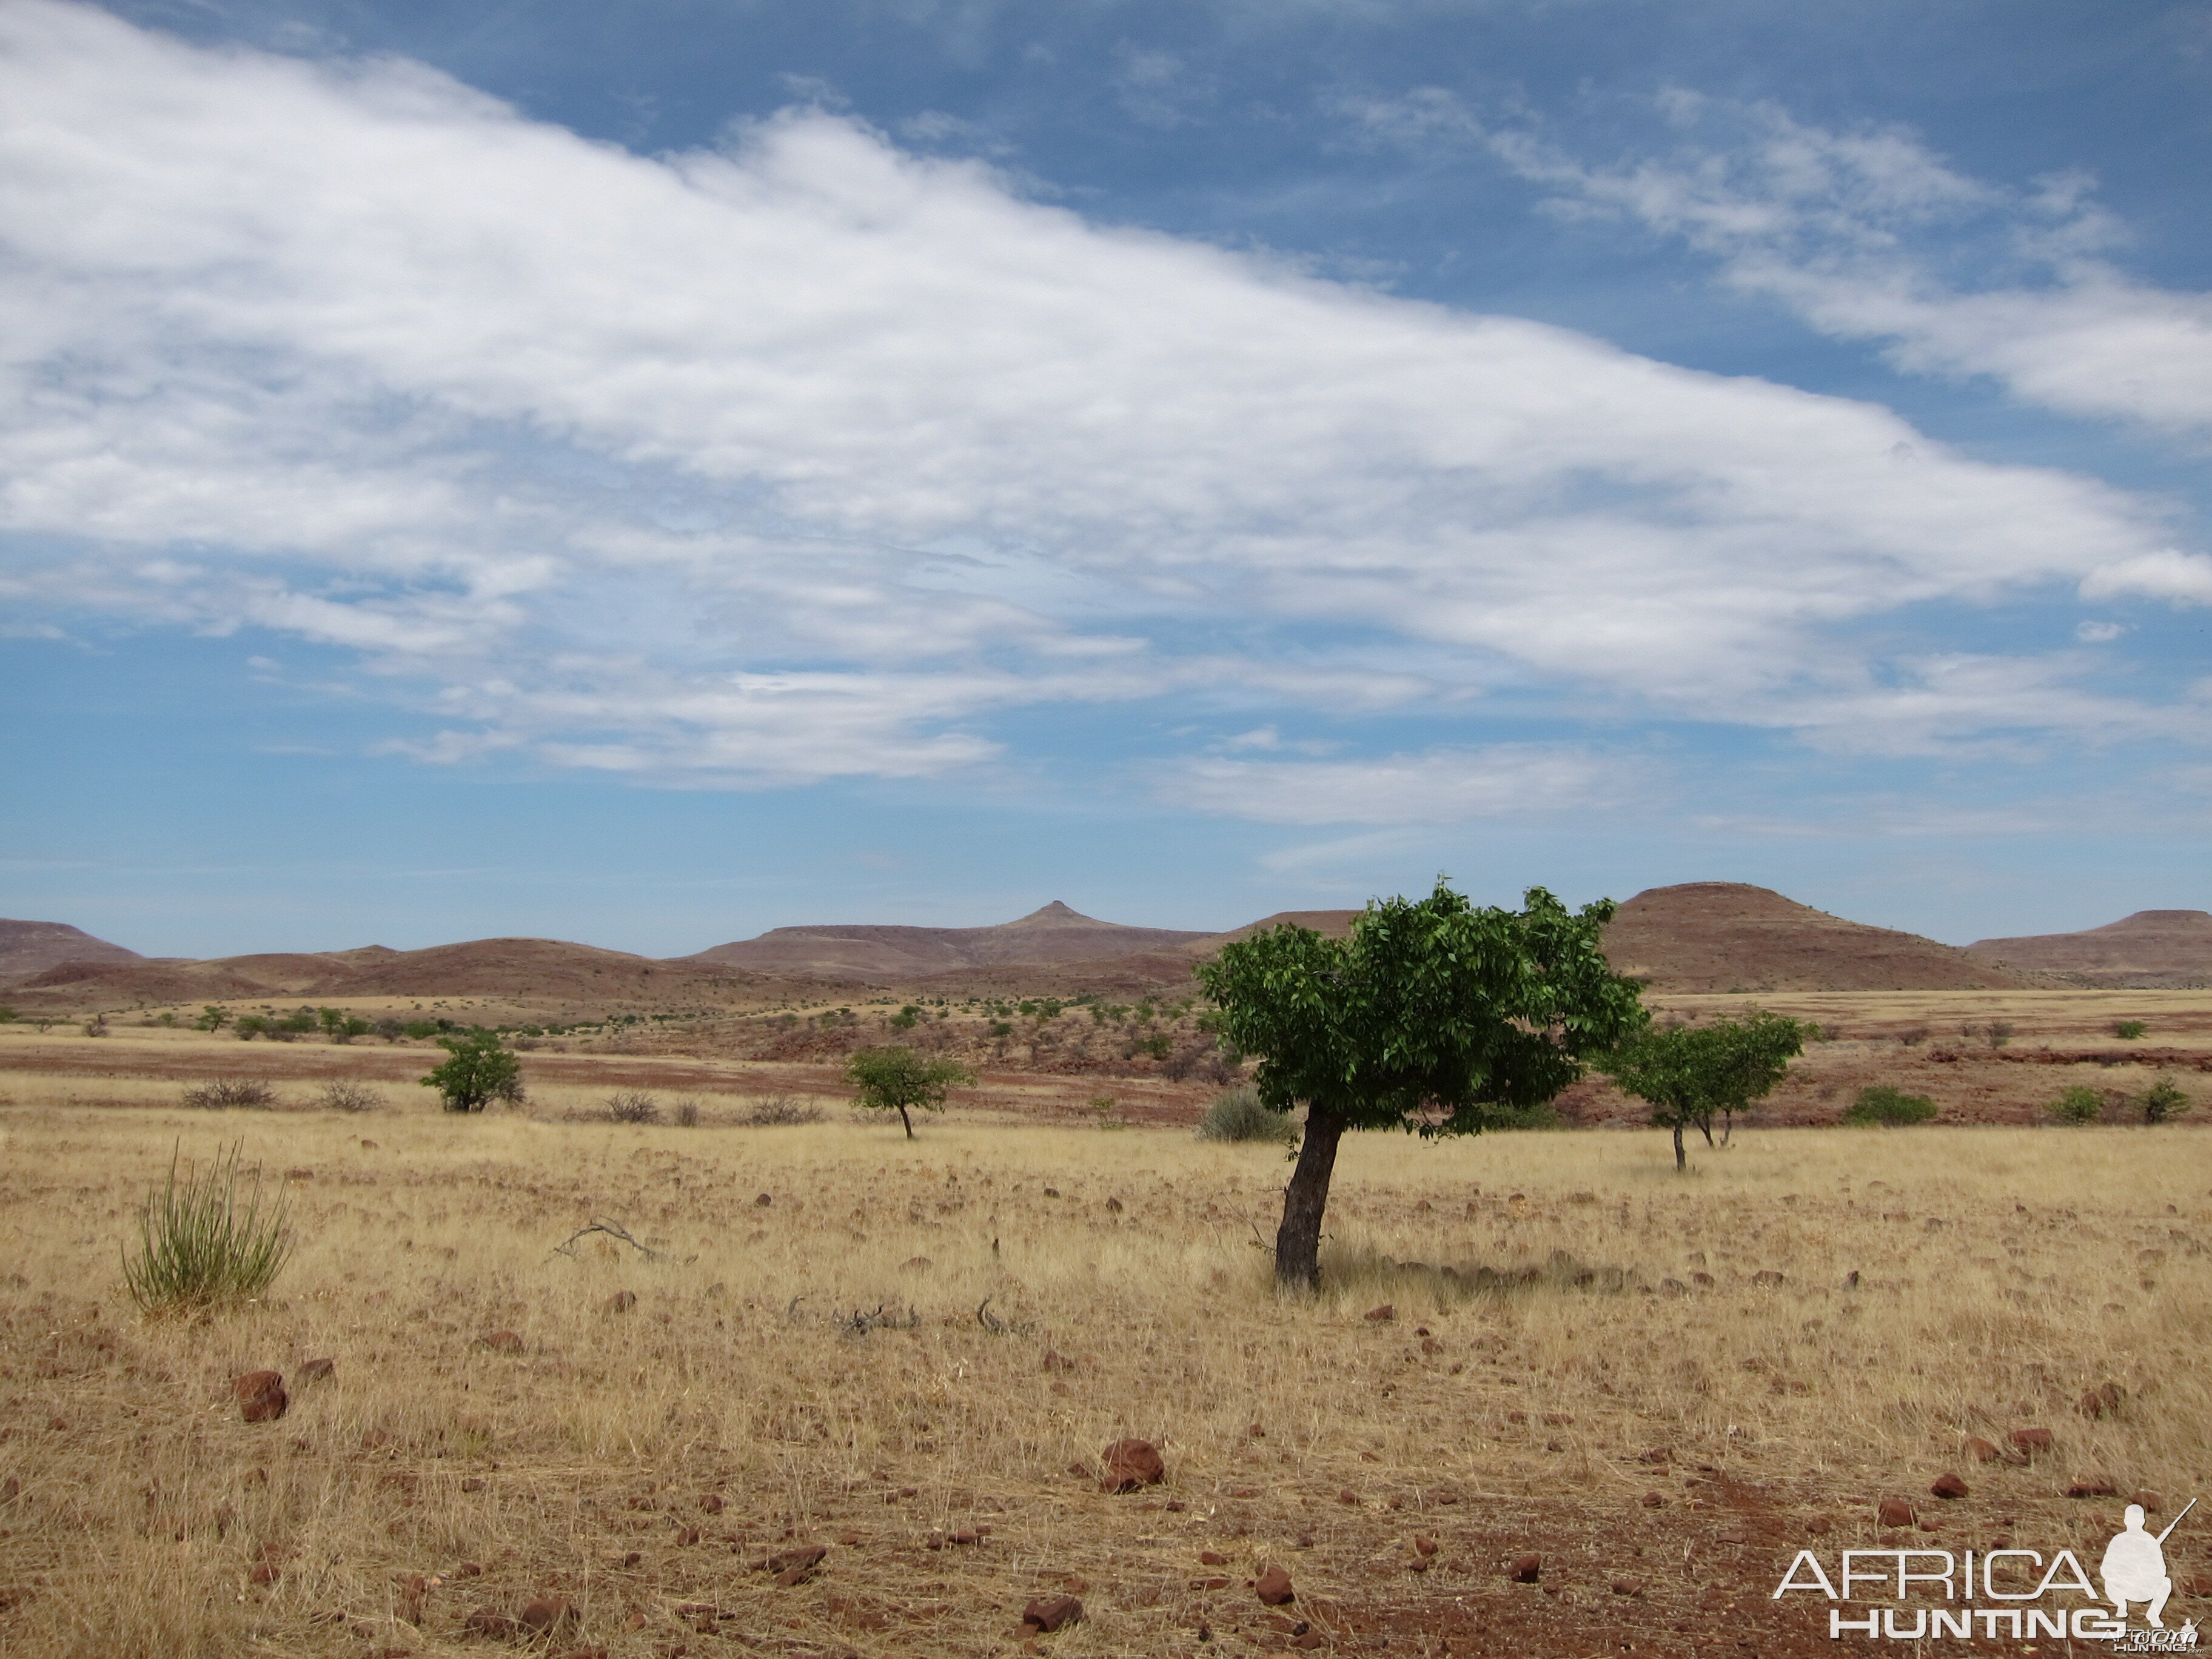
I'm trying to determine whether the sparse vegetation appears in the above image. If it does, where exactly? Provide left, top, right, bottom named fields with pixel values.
left=313, top=1079, right=382, bottom=1113
left=2141, top=1076, right=2191, bottom=1124
left=1842, top=1084, right=1938, bottom=1125
left=1194, top=1085, right=1293, bottom=1144
left=745, top=1094, right=825, bottom=1126
left=672, top=1098, right=701, bottom=1127
left=2049, top=1083, right=2103, bottom=1124
left=1598, top=1008, right=1808, bottom=1167
left=121, top=1143, right=291, bottom=1315
left=2114, top=1018, right=2147, bottom=1039
left=179, top=1079, right=277, bottom=1111
left=421, top=1029, right=523, bottom=1113
left=606, top=1090, right=660, bottom=1123
left=193, top=1004, right=227, bottom=1032
left=846, top=1045, right=973, bottom=1138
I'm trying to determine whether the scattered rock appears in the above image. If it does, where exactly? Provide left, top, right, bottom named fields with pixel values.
left=1099, top=1438, right=1164, bottom=1493
left=1641, top=1492, right=1666, bottom=1509
left=1509, top=1554, right=1542, bottom=1584
left=1963, top=1436, right=1999, bottom=1463
left=1752, top=1270, right=1785, bottom=1287
left=1843, top=1270, right=1861, bottom=1289
left=901, top=1256, right=933, bottom=1272
left=1612, top=1578, right=1645, bottom=1597
left=604, top=1291, right=636, bottom=1314
left=1691, top=1272, right=1714, bottom=1287
left=1363, top=1304, right=1395, bottom=1322
left=249, top=1542, right=289, bottom=1584
left=463, top=1606, right=517, bottom=1639
left=699, top=1493, right=724, bottom=1513
left=284, top=1168, right=313, bottom=1181
left=754, top=1193, right=772, bottom=1207
left=1639, top=1447, right=1671, bottom=1465
left=1931, top=1472, right=1969, bottom=1500
left=1877, top=1498, right=1916, bottom=1528
left=358, top=1139, right=378, bottom=1150
left=475, top=1330, right=525, bottom=1353
left=2078, top=1382, right=2125, bottom=1419
left=1105, top=1196, right=1124, bottom=1213
left=1255, top=1564, right=1295, bottom=1606
left=1021, top=1595, right=1082, bottom=1634
left=1199, top=1550, right=1230, bottom=1566
left=759, top=1544, right=827, bottom=1586
left=233, top=1370, right=287, bottom=1423
left=1338, top=1488, right=1360, bottom=1506
left=1659, top=1278, right=1687, bottom=1296
left=2008, top=1427, right=2053, bottom=1455
left=1413, top=1535, right=1439, bottom=1557
left=297, top=1356, right=335, bottom=1386
left=460, top=1477, right=486, bottom=1493
left=1247, top=1421, right=1265, bottom=1438
left=2067, top=1473, right=2119, bottom=1498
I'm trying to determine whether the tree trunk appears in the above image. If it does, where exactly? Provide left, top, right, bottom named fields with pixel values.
left=1721, top=1108, right=1734, bottom=1147
left=1275, top=1108, right=1346, bottom=1291
left=1696, top=1114, right=1715, bottom=1148
left=1673, top=1121, right=1685, bottom=1172
left=899, top=1104, right=914, bottom=1138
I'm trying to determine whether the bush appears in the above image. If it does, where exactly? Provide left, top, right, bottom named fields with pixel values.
left=402, top=1021, right=440, bottom=1040
left=122, top=1144, right=292, bottom=1314
left=421, top=1030, right=521, bottom=1113
left=744, top=1094, right=823, bottom=1126
left=606, top=1090, right=660, bottom=1124
left=2142, top=1077, right=2192, bottom=1124
left=2113, top=1019, right=2147, bottom=1040
left=315, top=1079, right=381, bottom=1113
left=1195, top=1086, right=1295, bottom=1143
left=672, top=1099, right=701, bottom=1128
left=180, top=1079, right=277, bottom=1111
left=1841, top=1084, right=1938, bottom=1125
left=233, top=1015, right=268, bottom=1041
left=2049, top=1084, right=2103, bottom=1125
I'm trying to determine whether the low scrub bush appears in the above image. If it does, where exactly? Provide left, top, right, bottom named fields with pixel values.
left=1195, top=1086, right=1294, bottom=1144
left=606, top=1090, right=660, bottom=1124
left=122, top=1144, right=291, bottom=1315
left=745, top=1094, right=823, bottom=1126
left=2049, top=1084, right=2103, bottom=1125
left=314, top=1079, right=381, bottom=1113
left=180, top=1079, right=276, bottom=1111
left=1842, top=1085, right=1937, bottom=1125
left=2141, top=1077, right=2191, bottom=1124
left=672, top=1098, right=701, bottom=1127
left=2113, top=1019, right=2147, bottom=1040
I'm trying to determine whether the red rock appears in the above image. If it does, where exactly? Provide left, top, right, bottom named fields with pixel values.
left=1191, top=1575, right=1230, bottom=1590
left=1420, top=1337, right=1443, bottom=1355
left=463, top=1606, right=517, bottom=1638
left=1199, top=1550, right=1230, bottom=1566
left=1021, top=1595, right=1082, bottom=1633
left=359, top=1139, right=378, bottom=1150
left=1641, top=1492, right=1666, bottom=1509
left=754, top=1192, right=772, bottom=1207
left=297, top=1356, right=335, bottom=1386
left=604, top=1291, right=636, bottom=1314
left=460, top=1477, right=486, bottom=1493
left=2008, top=1427, right=2053, bottom=1453
left=901, top=1256, right=933, bottom=1272
left=1255, top=1564, right=1295, bottom=1605
left=1752, top=1270, right=1785, bottom=1286
left=1963, top=1436, right=1999, bottom=1463
left=1414, top=1535, right=1439, bottom=1557
left=1099, top=1437, right=1164, bottom=1493
left=1931, top=1472, right=1969, bottom=1500
left=2067, top=1473, right=2119, bottom=1498
left=1041, top=1349, right=1077, bottom=1372
left=1338, top=1488, right=1360, bottom=1506
left=760, top=1543, right=827, bottom=1586
left=1612, top=1578, right=1645, bottom=1597
left=699, top=1493, right=724, bottom=1513
left=475, top=1330, right=525, bottom=1353
left=455, top=1561, right=483, bottom=1577
left=1509, top=1554, right=1543, bottom=1583
left=249, top=1542, right=288, bottom=1584
left=1364, top=1304, right=1395, bottom=1322
left=233, top=1370, right=287, bottom=1423
left=1247, top=1421, right=1266, bottom=1438
left=1877, top=1498, right=1915, bottom=1527
left=518, top=1596, right=576, bottom=1635
left=1640, top=1447, right=1671, bottom=1465
left=2078, top=1382, right=2124, bottom=1419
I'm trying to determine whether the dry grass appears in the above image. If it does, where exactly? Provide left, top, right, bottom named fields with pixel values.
left=1, top=1088, right=2208, bottom=1658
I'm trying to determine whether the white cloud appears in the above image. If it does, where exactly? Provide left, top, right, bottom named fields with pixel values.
left=2080, top=551, right=2212, bottom=608
left=1397, top=89, right=2212, bottom=441
left=0, top=3, right=2200, bottom=797
left=1173, top=744, right=1622, bottom=825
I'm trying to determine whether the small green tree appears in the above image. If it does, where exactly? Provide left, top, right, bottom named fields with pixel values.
left=1597, top=1010, right=1808, bottom=1170
left=2141, top=1077, right=2191, bottom=1124
left=194, top=1004, right=229, bottom=1033
left=2049, top=1084, right=2103, bottom=1125
left=2113, top=1019, right=2147, bottom=1041
left=318, top=1007, right=369, bottom=1043
left=846, top=1046, right=973, bottom=1138
left=1197, top=879, right=1643, bottom=1290
left=421, top=1030, right=522, bottom=1113
left=1842, top=1084, right=1938, bottom=1125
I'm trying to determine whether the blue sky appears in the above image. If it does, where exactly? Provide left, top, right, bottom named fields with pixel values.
left=2, top=0, right=2208, bottom=957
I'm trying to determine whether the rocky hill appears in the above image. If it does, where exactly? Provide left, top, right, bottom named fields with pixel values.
left=1968, top=910, right=2212, bottom=988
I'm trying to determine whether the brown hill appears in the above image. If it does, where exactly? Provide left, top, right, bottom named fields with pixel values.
left=0, top=918, right=141, bottom=985
left=683, top=902, right=1213, bottom=985
left=1968, top=910, right=2212, bottom=988
left=333, top=937, right=752, bottom=1002
left=1601, top=882, right=2040, bottom=993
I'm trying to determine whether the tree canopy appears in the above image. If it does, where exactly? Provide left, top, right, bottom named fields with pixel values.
left=420, top=1030, right=521, bottom=1113
left=1596, top=1010, right=1807, bottom=1169
left=1196, top=879, right=1645, bottom=1289
left=846, top=1045, right=973, bottom=1138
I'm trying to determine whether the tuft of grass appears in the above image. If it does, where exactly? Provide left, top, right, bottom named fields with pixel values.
left=1842, top=1084, right=1937, bottom=1125
left=313, top=1079, right=382, bottom=1113
left=122, top=1143, right=291, bottom=1315
left=179, top=1079, right=276, bottom=1111
left=743, top=1093, right=823, bottom=1126
left=1195, top=1085, right=1294, bottom=1144
left=2114, top=1019, right=2148, bottom=1040
left=672, top=1098, right=702, bottom=1127
left=605, top=1090, right=660, bottom=1124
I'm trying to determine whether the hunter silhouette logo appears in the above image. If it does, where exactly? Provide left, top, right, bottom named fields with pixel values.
left=1772, top=1496, right=2199, bottom=1645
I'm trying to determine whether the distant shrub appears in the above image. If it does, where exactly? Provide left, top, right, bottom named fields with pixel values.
left=889, top=1005, right=919, bottom=1031
left=744, top=1094, right=823, bottom=1126
left=372, top=1017, right=404, bottom=1042
left=2049, top=1084, right=2103, bottom=1125
left=606, top=1090, right=660, bottom=1124
left=988, top=1021, right=1014, bottom=1039
left=672, top=1099, right=701, bottom=1128
left=401, top=1021, right=440, bottom=1040
left=0, top=1006, right=16, bottom=1024
left=1842, top=1085, right=1937, bottom=1126
left=123, top=1143, right=291, bottom=1315
left=421, top=1030, right=521, bottom=1113
left=1894, top=1027, right=1928, bottom=1047
left=181, top=1079, right=277, bottom=1111
left=315, top=1079, right=381, bottom=1113
left=2141, top=1077, right=2191, bottom=1125
left=82, top=1013, right=109, bottom=1037
left=276, top=1008, right=317, bottom=1035
left=2113, top=1019, right=2147, bottom=1040
left=1196, top=1087, right=1294, bottom=1144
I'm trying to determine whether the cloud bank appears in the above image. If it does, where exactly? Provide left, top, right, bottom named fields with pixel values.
left=0, top=3, right=2199, bottom=819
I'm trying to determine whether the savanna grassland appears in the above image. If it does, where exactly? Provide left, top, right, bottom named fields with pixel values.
left=2, top=1015, right=2210, bottom=1659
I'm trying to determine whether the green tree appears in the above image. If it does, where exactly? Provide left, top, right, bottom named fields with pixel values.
left=2049, top=1084, right=2102, bottom=1125
left=845, top=1045, right=973, bottom=1138
left=194, top=1004, right=229, bottom=1033
left=421, top=1030, right=522, bottom=1113
left=1196, top=879, right=1644, bottom=1290
left=1842, top=1084, right=1938, bottom=1126
left=2140, top=1077, right=2191, bottom=1124
left=1598, top=1010, right=1809, bottom=1170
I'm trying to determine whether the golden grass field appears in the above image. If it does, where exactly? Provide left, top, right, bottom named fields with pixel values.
left=2, top=1018, right=2209, bottom=1658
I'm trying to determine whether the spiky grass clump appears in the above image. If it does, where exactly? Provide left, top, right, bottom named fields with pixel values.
left=122, top=1144, right=292, bottom=1315
left=1194, top=1085, right=1294, bottom=1143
